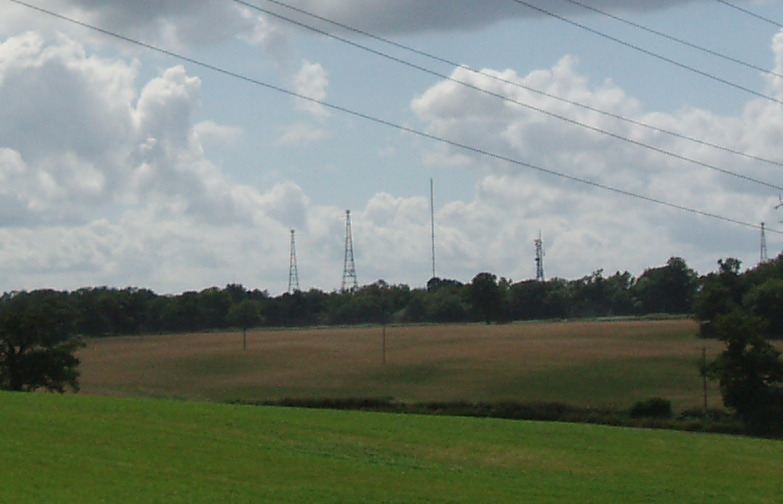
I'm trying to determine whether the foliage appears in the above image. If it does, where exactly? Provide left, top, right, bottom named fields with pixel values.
left=629, top=397, right=673, bottom=419
left=708, top=310, right=783, bottom=435
left=632, top=257, right=698, bottom=314
left=226, top=299, right=263, bottom=331
left=695, top=254, right=783, bottom=339
left=467, top=272, right=503, bottom=324
left=0, top=290, right=83, bottom=392
left=0, top=256, right=716, bottom=336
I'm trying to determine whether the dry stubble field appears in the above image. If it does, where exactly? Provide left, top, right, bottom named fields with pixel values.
left=77, top=318, right=723, bottom=411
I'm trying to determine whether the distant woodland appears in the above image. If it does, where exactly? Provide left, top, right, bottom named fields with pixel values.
left=2, top=255, right=782, bottom=339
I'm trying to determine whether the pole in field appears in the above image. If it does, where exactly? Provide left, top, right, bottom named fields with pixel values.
left=701, top=347, right=709, bottom=414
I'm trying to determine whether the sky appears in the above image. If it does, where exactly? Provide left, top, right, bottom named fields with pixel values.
left=2, top=0, right=783, bottom=295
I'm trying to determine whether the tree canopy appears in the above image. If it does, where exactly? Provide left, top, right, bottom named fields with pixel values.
left=0, top=290, right=83, bottom=392
left=708, top=310, right=783, bottom=435
left=695, top=255, right=783, bottom=339
left=5, top=255, right=783, bottom=341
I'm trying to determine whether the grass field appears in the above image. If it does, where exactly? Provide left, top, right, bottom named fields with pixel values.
left=77, top=319, right=723, bottom=411
left=2, top=391, right=781, bottom=504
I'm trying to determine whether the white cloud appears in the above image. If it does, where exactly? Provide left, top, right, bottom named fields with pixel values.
left=277, top=123, right=330, bottom=146
left=3, top=14, right=783, bottom=296
left=194, top=121, right=243, bottom=148
left=408, top=49, right=783, bottom=281
left=0, top=33, right=310, bottom=292
left=292, top=60, right=330, bottom=118
left=1, top=1, right=256, bottom=46
left=238, top=9, right=292, bottom=68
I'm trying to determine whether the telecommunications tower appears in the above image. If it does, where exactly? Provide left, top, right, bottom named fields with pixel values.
left=341, top=210, right=358, bottom=292
left=760, top=222, right=769, bottom=264
left=430, top=178, right=436, bottom=279
left=534, top=231, right=545, bottom=282
left=288, top=229, right=300, bottom=293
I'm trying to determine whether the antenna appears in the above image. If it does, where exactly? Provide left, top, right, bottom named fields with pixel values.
left=534, top=231, right=545, bottom=281
left=288, top=229, right=300, bottom=293
left=760, top=222, right=769, bottom=264
left=430, top=178, right=436, bottom=280
left=341, top=210, right=358, bottom=292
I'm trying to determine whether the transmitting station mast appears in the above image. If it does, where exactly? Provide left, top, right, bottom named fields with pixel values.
left=534, top=231, right=545, bottom=282
left=760, top=222, right=769, bottom=264
left=341, top=210, right=358, bottom=292
left=288, top=229, right=300, bottom=293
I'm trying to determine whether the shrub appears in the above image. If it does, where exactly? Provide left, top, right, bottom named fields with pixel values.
left=629, top=398, right=673, bottom=419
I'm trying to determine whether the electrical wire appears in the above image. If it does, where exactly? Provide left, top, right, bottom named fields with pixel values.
left=4, top=0, right=779, bottom=235
left=714, top=0, right=783, bottom=29
left=254, top=0, right=783, bottom=171
left=561, top=0, right=783, bottom=79
left=240, top=0, right=783, bottom=192
left=509, top=0, right=783, bottom=106
left=270, top=1, right=783, bottom=171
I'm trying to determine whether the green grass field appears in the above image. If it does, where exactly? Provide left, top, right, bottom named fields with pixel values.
left=2, top=391, right=781, bottom=504
left=78, top=319, right=722, bottom=411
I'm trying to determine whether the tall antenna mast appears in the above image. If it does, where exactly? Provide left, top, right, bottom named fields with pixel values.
left=288, top=229, right=300, bottom=293
left=430, top=178, right=436, bottom=280
left=341, top=210, right=358, bottom=292
left=534, top=231, right=545, bottom=281
left=760, top=222, right=769, bottom=264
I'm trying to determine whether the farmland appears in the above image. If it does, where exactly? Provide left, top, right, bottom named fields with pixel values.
left=78, top=318, right=721, bottom=412
left=2, top=391, right=782, bottom=504
left=5, top=318, right=782, bottom=503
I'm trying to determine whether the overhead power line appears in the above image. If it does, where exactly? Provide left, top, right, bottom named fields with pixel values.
left=254, top=0, right=783, bottom=170
left=562, top=0, right=783, bottom=79
left=5, top=0, right=779, bottom=236
left=241, top=0, right=783, bottom=192
left=714, top=0, right=783, bottom=29
left=509, top=0, right=783, bottom=106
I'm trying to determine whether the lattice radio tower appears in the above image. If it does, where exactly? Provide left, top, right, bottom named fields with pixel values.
left=534, top=231, right=545, bottom=281
left=288, top=229, right=300, bottom=293
left=341, top=210, right=358, bottom=292
left=760, top=222, right=769, bottom=264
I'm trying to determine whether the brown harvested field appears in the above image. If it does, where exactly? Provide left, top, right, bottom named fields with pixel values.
left=77, top=318, right=724, bottom=411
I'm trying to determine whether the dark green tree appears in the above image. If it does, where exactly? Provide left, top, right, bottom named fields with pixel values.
left=694, top=258, right=748, bottom=338
left=227, top=299, right=263, bottom=350
left=509, top=280, right=549, bottom=320
left=467, top=272, right=502, bottom=324
left=0, top=290, right=83, bottom=393
left=570, top=270, right=612, bottom=318
left=198, top=287, right=233, bottom=329
left=709, top=310, right=783, bottom=435
left=632, top=257, right=698, bottom=314
left=743, top=278, right=783, bottom=338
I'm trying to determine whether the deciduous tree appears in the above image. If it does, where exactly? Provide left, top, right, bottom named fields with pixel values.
left=0, top=290, right=83, bottom=392
left=709, top=310, right=783, bottom=435
left=227, top=299, right=263, bottom=350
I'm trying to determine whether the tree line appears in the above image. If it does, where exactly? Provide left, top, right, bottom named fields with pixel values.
left=0, top=256, right=705, bottom=339
left=5, top=253, right=783, bottom=338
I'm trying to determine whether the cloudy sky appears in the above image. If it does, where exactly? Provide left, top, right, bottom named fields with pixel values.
left=2, top=0, right=783, bottom=295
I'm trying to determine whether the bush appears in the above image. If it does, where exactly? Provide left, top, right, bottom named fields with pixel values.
left=629, top=398, right=673, bottom=419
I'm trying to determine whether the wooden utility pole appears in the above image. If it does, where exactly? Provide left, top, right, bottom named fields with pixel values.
left=701, top=347, right=709, bottom=413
